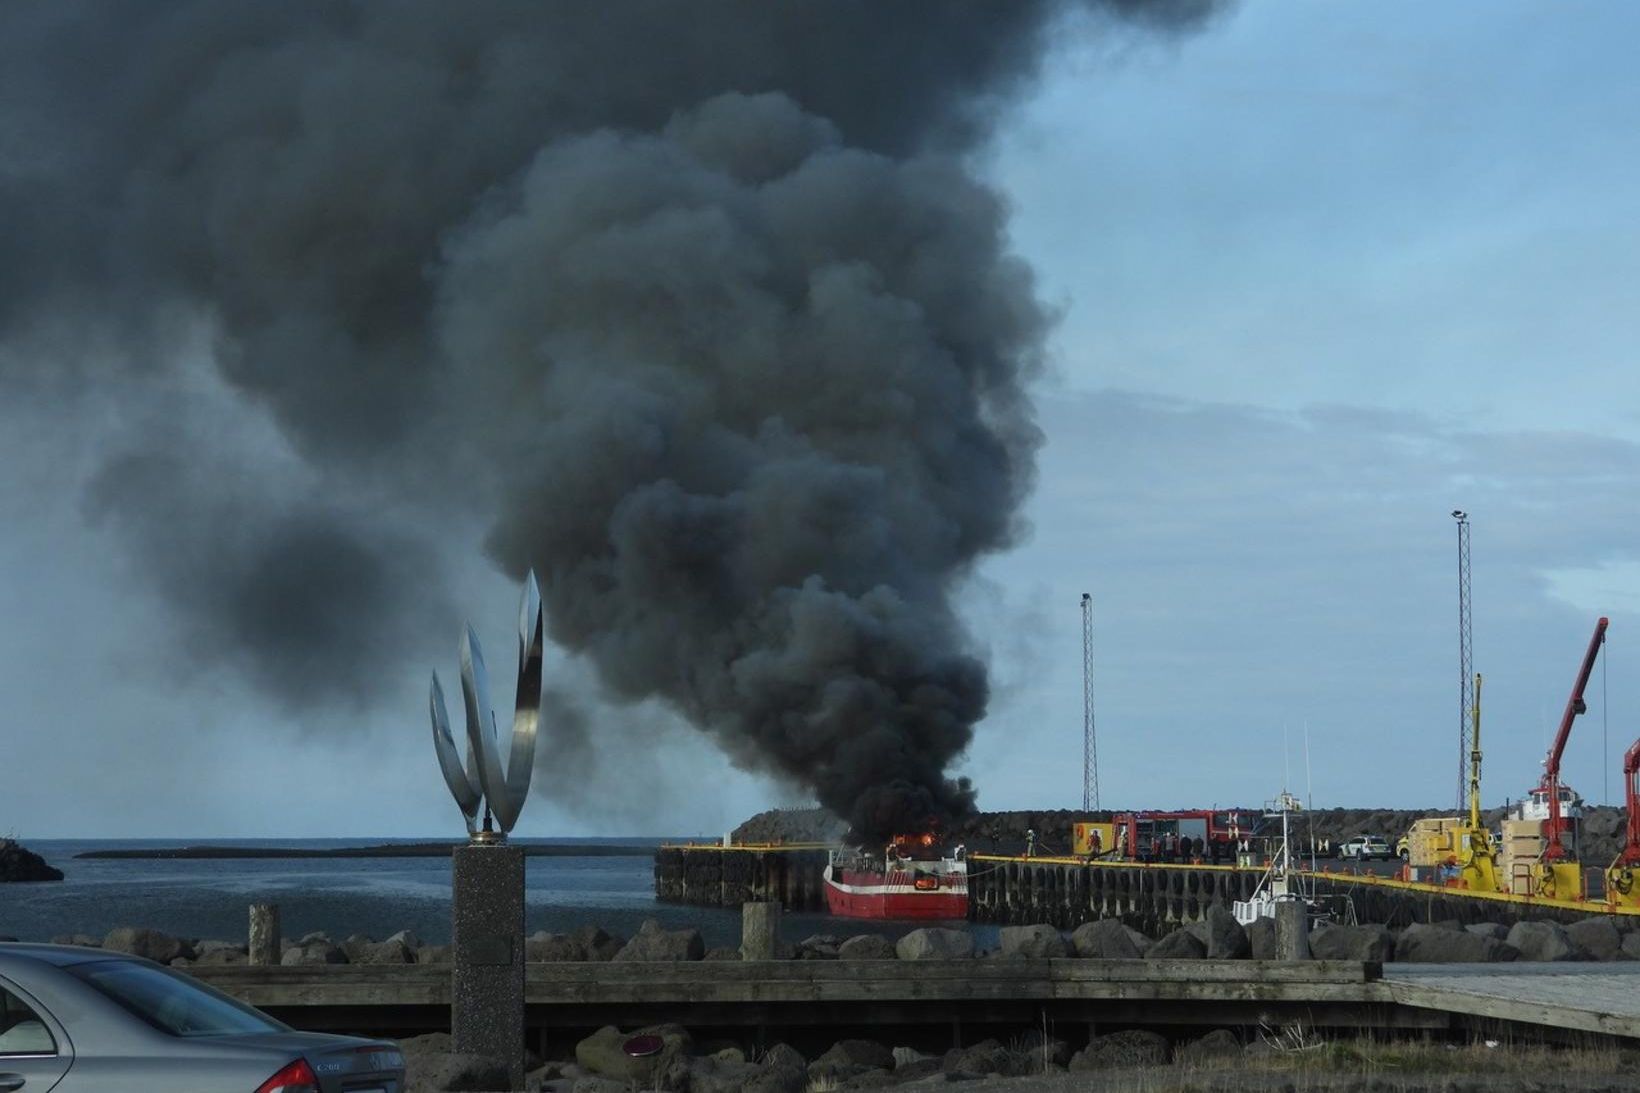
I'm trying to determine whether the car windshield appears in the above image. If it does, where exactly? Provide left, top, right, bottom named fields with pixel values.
left=69, top=960, right=288, bottom=1037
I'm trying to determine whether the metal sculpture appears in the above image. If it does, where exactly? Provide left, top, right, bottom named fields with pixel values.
left=430, top=571, right=543, bottom=841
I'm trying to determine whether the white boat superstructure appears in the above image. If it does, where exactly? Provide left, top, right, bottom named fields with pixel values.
left=1232, top=790, right=1353, bottom=927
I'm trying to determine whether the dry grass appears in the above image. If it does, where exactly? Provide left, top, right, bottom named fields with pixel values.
left=1090, top=1027, right=1631, bottom=1093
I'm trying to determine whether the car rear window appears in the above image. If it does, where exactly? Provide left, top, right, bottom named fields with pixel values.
left=69, top=961, right=288, bottom=1037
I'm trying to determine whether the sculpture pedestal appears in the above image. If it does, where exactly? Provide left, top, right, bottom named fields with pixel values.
left=452, top=842, right=525, bottom=1089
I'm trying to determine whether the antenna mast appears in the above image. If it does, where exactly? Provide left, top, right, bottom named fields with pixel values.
left=1081, top=592, right=1100, bottom=810
left=1454, top=510, right=1473, bottom=813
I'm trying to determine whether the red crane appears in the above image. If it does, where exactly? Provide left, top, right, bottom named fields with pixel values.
left=1540, top=616, right=1608, bottom=862
left=1617, top=737, right=1640, bottom=870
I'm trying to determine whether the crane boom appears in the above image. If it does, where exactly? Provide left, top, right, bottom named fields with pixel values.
left=1542, top=616, right=1608, bottom=862
left=1621, top=738, right=1640, bottom=870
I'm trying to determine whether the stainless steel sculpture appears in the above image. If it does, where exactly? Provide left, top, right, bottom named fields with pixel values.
left=430, top=571, right=543, bottom=841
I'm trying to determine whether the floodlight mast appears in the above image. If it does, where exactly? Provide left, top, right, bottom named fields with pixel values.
left=1081, top=593, right=1099, bottom=811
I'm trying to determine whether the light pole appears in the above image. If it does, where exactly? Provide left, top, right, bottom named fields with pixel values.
left=1453, top=510, right=1472, bottom=815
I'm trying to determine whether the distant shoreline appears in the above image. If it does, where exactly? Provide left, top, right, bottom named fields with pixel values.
left=75, top=842, right=658, bottom=860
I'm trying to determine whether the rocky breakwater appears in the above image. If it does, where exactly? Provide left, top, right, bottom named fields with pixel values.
left=0, top=839, right=62, bottom=882
left=39, top=906, right=1640, bottom=970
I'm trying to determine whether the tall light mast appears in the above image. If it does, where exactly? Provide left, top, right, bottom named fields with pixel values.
left=1082, top=592, right=1100, bottom=810
left=1454, top=510, right=1473, bottom=813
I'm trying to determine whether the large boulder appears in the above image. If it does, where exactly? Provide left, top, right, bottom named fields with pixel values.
left=794, top=934, right=841, bottom=960
left=352, top=939, right=415, bottom=965
left=1069, top=1029, right=1169, bottom=1070
left=340, top=935, right=375, bottom=963
left=403, top=1051, right=509, bottom=1093
left=1395, top=922, right=1517, bottom=963
left=575, top=1024, right=691, bottom=1085
left=384, top=929, right=420, bottom=951
left=527, top=931, right=588, bottom=962
left=1203, top=904, right=1250, bottom=959
left=687, top=1052, right=762, bottom=1093
left=1146, top=928, right=1206, bottom=960
left=103, top=927, right=191, bottom=964
left=1309, top=923, right=1394, bottom=963
left=811, top=1039, right=894, bottom=1072
left=574, top=926, right=624, bottom=962
left=1622, top=933, right=1640, bottom=961
left=998, top=924, right=1068, bottom=958
left=1176, top=1028, right=1242, bottom=1064
left=0, top=840, right=63, bottom=883
left=1071, top=918, right=1142, bottom=959
left=1566, top=918, right=1624, bottom=962
left=1465, top=922, right=1509, bottom=941
left=1015, top=1029, right=1070, bottom=1068
left=1246, top=917, right=1277, bottom=961
left=193, top=945, right=247, bottom=966
left=837, top=934, right=897, bottom=961
left=1506, top=920, right=1578, bottom=962
left=942, top=1038, right=1032, bottom=1078
left=895, top=927, right=974, bottom=961
left=281, top=941, right=347, bottom=966
left=1123, top=925, right=1155, bottom=954
left=416, top=944, right=451, bottom=965
left=742, top=1064, right=805, bottom=1093
left=612, top=920, right=704, bottom=962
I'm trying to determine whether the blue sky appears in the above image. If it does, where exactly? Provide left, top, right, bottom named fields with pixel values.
left=6, top=1, right=1640, bottom=838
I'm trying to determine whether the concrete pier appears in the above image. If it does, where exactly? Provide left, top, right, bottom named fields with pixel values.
left=968, top=857, right=1263, bottom=934
left=653, top=845, right=831, bottom=911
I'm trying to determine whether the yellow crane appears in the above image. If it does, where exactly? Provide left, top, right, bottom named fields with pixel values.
left=1401, top=674, right=1501, bottom=890
left=1457, top=673, right=1501, bottom=891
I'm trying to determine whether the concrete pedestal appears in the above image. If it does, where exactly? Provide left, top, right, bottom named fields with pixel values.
left=1275, top=899, right=1310, bottom=961
left=452, top=842, right=525, bottom=1090
left=248, top=903, right=280, bottom=966
left=740, top=901, right=780, bottom=961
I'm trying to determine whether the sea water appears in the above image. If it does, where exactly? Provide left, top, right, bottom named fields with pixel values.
left=1, top=839, right=974, bottom=949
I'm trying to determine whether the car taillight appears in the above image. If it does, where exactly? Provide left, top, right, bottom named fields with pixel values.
left=255, top=1058, right=319, bottom=1093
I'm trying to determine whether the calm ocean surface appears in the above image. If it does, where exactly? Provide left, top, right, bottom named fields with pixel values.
left=1, top=839, right=979, bottom=949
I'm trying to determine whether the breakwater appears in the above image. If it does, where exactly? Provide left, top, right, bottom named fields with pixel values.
left=968, top=855, right=1640, bottom=931
left=652, top=846, right=1640, bottom=931
left=653, top=845, right=831, bottom=911
left=968, top=857, right=1261, bottom=934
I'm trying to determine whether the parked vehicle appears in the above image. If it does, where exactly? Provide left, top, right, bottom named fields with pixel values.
left=1339, top=834, right=1394, bottom=861
left=0, top=943, right=404, bottom=1092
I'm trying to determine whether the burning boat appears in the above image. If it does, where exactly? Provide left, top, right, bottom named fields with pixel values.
left=823, top=833, right=969, bottom=920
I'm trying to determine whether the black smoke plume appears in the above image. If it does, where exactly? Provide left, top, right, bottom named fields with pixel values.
left=0, top=1, right=1224, bottom=839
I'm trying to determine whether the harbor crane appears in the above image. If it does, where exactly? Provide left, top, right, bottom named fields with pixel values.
left=1606, top=737, right=1640, bottom=909
left=1531, top=616, right=1608, bottom=899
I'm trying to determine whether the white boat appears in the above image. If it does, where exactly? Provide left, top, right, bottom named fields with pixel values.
left=1233, top=790, right=1354, bottom=927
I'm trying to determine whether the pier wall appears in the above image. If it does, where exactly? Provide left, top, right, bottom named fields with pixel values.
left=968, top=857, right=1261, bottom=934
left=653, top=846, right=831, bottom=912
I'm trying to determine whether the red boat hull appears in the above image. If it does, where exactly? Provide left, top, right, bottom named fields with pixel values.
left=823, top=866, right=968, bottom=921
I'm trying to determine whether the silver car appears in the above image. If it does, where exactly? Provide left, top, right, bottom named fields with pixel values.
left=0, top=944, right=404, bottom=1092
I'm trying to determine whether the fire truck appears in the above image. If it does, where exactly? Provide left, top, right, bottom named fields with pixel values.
left=1074, top=809, right=1250, bottom=864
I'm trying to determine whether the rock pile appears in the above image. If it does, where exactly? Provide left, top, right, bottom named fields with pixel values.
left=0, top=840, right=63, bottom=883
left=399, top=1023, right=1285, bottom=1091
left=31, top=911, right=1640, bottom=970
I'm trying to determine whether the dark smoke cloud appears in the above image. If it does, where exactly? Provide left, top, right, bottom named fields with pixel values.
left=0, top=0, right=1224, bottom=838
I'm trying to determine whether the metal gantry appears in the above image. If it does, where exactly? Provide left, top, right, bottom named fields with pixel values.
left=1081, top=592, right=1100, bottom=811
left=1453, top=510, right=1473, bottom=814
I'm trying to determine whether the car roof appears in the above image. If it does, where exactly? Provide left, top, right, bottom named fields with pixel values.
left=0, top=943, right=136, bottom=968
